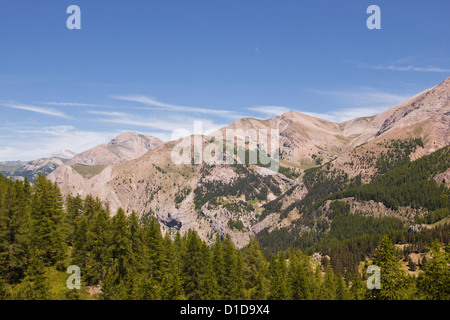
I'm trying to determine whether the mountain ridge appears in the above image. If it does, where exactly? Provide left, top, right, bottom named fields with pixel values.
left=41, top=77, right=450, bottom=247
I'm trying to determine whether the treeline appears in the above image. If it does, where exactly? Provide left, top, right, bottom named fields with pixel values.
left=375, top=138, right=424, bottom=175
left=0, top=173, right=448, bottom=300
left=194, top=164, right=281, bottom=211
left=335, top=146, right=450, bottom=211
left=0, top=173, right=357, bottom=300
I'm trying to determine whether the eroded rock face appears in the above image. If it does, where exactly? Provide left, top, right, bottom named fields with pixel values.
left=47, top=78, right=450, bottom=248
left=65, top=132, right=164, bottom=166
left=434, top=168, right=450, bottom=186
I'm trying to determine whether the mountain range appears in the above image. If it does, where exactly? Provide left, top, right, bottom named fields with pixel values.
left=7, top=77, right=450, bottom=248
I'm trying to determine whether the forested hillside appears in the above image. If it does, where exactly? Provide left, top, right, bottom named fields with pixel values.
left=0, top=172, right=448, bottom=300
left=257, top=147, right=450, bottom=278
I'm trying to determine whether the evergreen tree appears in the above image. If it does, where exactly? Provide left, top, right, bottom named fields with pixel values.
left=65, top=193, right=83, bottom=245
left=30, top=175, right=66, bottom=264
left=129, top=272, right=161, bottom=300
left=110, top=208, right=132, bottom=279
left=200, top=241, right=219, bottom=300
left=243, top=238, right=269, bottom=299
left=212, top=234, right=226, bottom=298
left=17, top=251, right=49, bottom=300
left=335, top=273, right=350, bottom=300
left=222, top=235, right=245, bottom=299
left=0, top=275, right=8, bottom=299
left=71, top=213, right=89, bottom=275
left=417, top=241, right=450, bottom=300
left=142, top=217, right=164, bottom=282
left=268, top=252, right=288, bottom=299
left=182, top=230, right=218, bottom=300
left=348, top=273, right=366, bottom=300
left=84, top=208, right=111, bottom=285
left=370, top=235, right=408, bottom=300
left=100, top=259, right=129, bottom=300
left=288, top=250, right=312, bottom=300
left=319, top=265, right=337, bottom=300
left=161, top=233, right=185, bottom=300
left=0, top=179, right=31, bottom=284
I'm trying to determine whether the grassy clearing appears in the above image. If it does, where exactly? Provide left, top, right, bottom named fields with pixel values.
left=46, top=266, right=93, bottom=300
left=71, top=164, right=107, bottom=179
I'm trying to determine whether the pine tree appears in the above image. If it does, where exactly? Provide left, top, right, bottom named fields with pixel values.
left=100, top=259, right=129, bottom=300
left=17, top=251, right=49, bottom=300
left=222, top=235, right=245, bottom=299
left=65, top=193, right=83, bottom=245
left=348, top=273, right=366, bottom=300
left=110, top=208, right=132, bottom=279
left=0, top=275, right=8, bottom=299
left=417, top=241, right=450, bottom=300
left=71, top=213, right=89, bottom=275
left=142, top=217, right=164, bottom=283
left=182, top=230, right=218, bottom=300
left=212, top=234, right=226, bottom=298
left=200, top=241, right=219, bottom=300
left=84, top=208, right=111, bottom=285
left=370, top=235, right=408, bottom=300
left=268, top=252, right=288, bottom=299
left=319, top=265, right=337, bottom=300
left=243, top=238, right=269, bottom=299
left=0, top=179, right=32, bottom=284
left=161, top=233, right=185, bottom=300
left=335, top=273, right=350, bottom=300
left=288, top=250, right=312, bottom=300
left=30, top=175, right=66, bottom=264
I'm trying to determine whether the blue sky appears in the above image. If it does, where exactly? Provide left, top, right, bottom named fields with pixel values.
left=0, top=0, right=449, bottom=161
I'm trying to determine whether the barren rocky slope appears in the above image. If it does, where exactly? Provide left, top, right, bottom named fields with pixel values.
left=48, top=77, right=450, bottom=248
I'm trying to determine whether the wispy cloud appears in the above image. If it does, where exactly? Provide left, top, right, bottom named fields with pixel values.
left=112, top=95, right=243, bottom=119
left=41, top=102, right=107, bottom=108
left=0, top=125, right=118, bottom=161
left=308, top=87, right=409, bottom=106
left=88, top=110, right=227, bottom=135
left=247, top=106, right=291, bottom=117
left=349, top=60, right=450, bottom=73
left=0, top=103, right=70, bottom=118
left=287, top=86, right=412, bottom=122
left=372, top=65, right=450, bottom=73
left=301, top=106, right=387, bottom=123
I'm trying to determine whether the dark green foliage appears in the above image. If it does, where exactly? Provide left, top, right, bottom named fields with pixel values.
left=288, top=250, right=314, bottom=300
left=0, top=172, right=448, bottom=300
left=336, top=146, right=450, bottom=211
left=242, top=238, right=269, bottom=299
left=30, top=175, right=66, bottom=264
left=194, top=164, right=281, bottom=211
left=181, top=230, right=218, bottom=300
left=415, top=208, right=449, bottom=225
left=417, top=241, right=450, bottom=300
left=16, top=252, right=49, bottom=300
left=326, top=203, right=405, bottom=241
left=175, top=186, right=192, bottom=205
left=228, top=218, right=245, bottom=230
left=268, top=252, right=288, bottom=299
left=375, top=138, right=423, bottom=175
left=278, top=166, right=301, bottom=180
left=368, top=236, right=409, bottom=300
left=0, top=178, right=31, bottom=284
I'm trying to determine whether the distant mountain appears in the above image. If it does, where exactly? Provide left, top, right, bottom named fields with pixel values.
left=66, top=132, right=164, bottom=166
left=1, top=132, right=164, bottom=183
left=0, top=156, right=69, bottom=183
left=46, top=77, right=450, bottom=248
left=51, top=150, right=77, bottom=160
left=47, top=132, right=165, bottom=199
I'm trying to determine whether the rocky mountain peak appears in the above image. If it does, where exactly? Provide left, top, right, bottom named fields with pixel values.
left=51, top=150, right=77, bottom=160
